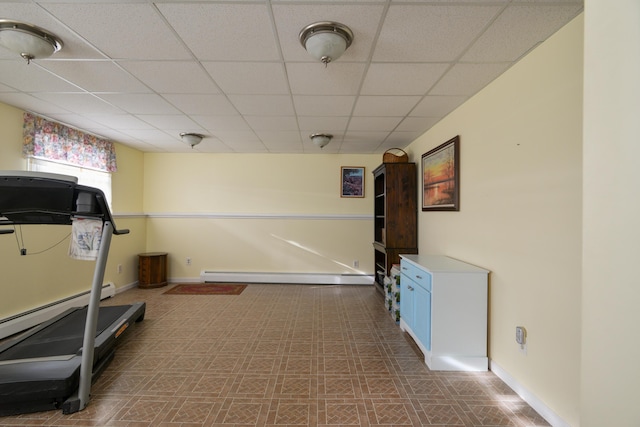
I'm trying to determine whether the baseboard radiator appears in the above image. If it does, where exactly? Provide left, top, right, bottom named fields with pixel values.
left=200, top=271, right=374, bottom=286
left=0, top=282, right=116, bottom=340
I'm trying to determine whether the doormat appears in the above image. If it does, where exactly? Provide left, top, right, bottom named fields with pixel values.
left=163, top=283, right=247, bottom=295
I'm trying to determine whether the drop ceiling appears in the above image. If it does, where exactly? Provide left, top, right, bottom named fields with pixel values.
left=0, top=1, right=583, bottom=154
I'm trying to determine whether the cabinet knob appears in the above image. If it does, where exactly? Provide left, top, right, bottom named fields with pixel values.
left=408, top=285, right=414, bottom=291
left=416, top=275, right=422, bottom=279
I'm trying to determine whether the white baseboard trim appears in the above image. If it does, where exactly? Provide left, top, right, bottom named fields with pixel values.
left=490, top=360, right=570, bottom=427
left=200, top=271, right=374, bottom=285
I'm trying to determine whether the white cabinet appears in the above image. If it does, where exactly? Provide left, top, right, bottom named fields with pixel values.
left=400, top=254, right=489, bottom=371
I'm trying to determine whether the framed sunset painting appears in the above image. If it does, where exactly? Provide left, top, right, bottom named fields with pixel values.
left=422, top=136, right=460, bottom=211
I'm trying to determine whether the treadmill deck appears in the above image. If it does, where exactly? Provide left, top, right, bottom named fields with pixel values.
left=0, top=302, right=145, bottom=416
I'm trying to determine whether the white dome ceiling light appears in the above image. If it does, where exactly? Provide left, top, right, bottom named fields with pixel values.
left=299, top=21, right=353, bottom=66
left=0, top=20, right=63, bottom=64
left=180, top=132, right=205, bottom=148
left=310, top=133, right=333, bottom=149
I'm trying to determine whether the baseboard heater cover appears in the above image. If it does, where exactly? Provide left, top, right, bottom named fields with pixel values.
left=0, top=282, right=116, bottom=340
left=200, top=271, right=374, bottom=286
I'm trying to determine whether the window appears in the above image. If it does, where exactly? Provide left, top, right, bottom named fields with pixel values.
left=27, top=157, right=112, bottom=208
left=22, top=112, right=117, bottom=208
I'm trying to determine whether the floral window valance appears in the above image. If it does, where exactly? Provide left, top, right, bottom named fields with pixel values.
left=22, top=112, right=117, bottom=172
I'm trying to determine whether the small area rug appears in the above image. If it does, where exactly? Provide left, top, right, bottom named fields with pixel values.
left=164, top=283, right=247, bottom=295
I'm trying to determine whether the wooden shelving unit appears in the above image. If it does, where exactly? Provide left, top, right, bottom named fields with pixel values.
left=372, top=162, right=417, bottom=293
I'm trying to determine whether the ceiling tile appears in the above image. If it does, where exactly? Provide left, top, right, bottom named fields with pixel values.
left=83, top=114, right=157, bottom=130
left=40, top=61, right=151, bottom=93
left=162, top=94, right=239, bottom=115
left=292, top=95, right=356, bottom=116
left=117, top=129, right=179, bottom=144
left=158, top=3, right=280, bottom=61
left=98, top=93, right=181, bottom=114
left=297, top=116, right=350, bottom=132
left=341, top=131, right=390, bottom=146
left=202, top=62, right=289, bottom=95
left=215, top=131, right=261, bottom=145
left=191, top=115, right=252, bottom=132
left=135, top=114, right=203, bottom=131
left=0, top=93, right=71, bottom=115
left=348, top=116, right=403, bottom=132
left=352, top=96, right=422, bottom=116
left=245, top=116, right=298, bottom=131
left=395, top=117, right=440, bottom=132
left=120, top=61, right=220, bottom=94
left=256, top=131, right=303, bottom=145
left=372, top=4, right=502, bottom=62
left=34, top=93, right=124, bottom=114
left=462, top=4, right=584, bottom=62
left=287, top=63, right=367, bottom=95
left=0, top=61, right=81, bottom=92
left=361, top=63, right=450, bottom=95
left=430, top=63, right=511, bottom=96
left=228, top=95, right=295, bottom=116
left=411, top=95, right=468, bottom=117
left=191, top=139, right=235, bottom=153
left=42, top=3, right=192, bottom=60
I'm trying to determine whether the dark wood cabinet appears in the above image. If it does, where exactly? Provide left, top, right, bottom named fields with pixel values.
left=373, top=163, right=418, bottom=293
left=138, top=252, right=168, bottom=288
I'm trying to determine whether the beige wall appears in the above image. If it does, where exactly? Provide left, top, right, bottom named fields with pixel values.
left=143, top=153, right=379, bottom=279
left=0, top=103, right=26, bottom=171
left=405, top=15, right=583, bottom=426
left=0, top=104, right=146, bottom=318
left=581, top=1, right=640, bottom=426
left=105, top=143, right=147, bottom=288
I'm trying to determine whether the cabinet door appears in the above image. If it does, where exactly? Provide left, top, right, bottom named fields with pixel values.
left=414, top=284, right=432, bottom=351
left=400, top=275, right=415, bottom=328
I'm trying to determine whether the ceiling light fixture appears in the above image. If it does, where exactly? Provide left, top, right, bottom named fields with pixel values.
left=180, top=132, right=204, bottom=148
left=0, top=20, right=63, bottom=64
left=310, top=133, right=333, bottom=149
left=299, top=21, right=353, bottom=66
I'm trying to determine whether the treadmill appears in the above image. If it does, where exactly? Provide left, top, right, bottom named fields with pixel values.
left=0, top=171, right=146, bottom=416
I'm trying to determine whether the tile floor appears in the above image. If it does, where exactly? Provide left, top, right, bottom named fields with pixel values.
left=0, top=284, right=550, bottom=426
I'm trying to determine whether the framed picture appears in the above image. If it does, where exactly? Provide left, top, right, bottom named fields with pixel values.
left=341, top=166, right=365, bottom=198
left=422, top=136, right=460, bottom=211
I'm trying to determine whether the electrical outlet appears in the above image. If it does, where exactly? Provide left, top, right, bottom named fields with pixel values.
left=515, top=326, right=526, bottom=345
left=117, top=264, right=122, bottom=274
left=353, top=260, right=359, bottom=268
left=186, top=257, right=192, bottom=266
left=516, top=326, right=527, bottom=354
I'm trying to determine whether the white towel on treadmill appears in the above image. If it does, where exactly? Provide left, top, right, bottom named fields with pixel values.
left=69, top=218, right=103, bottom=260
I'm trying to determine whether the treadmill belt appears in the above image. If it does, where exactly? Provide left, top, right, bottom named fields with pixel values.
left=0, top=306, right=129, bottom=361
